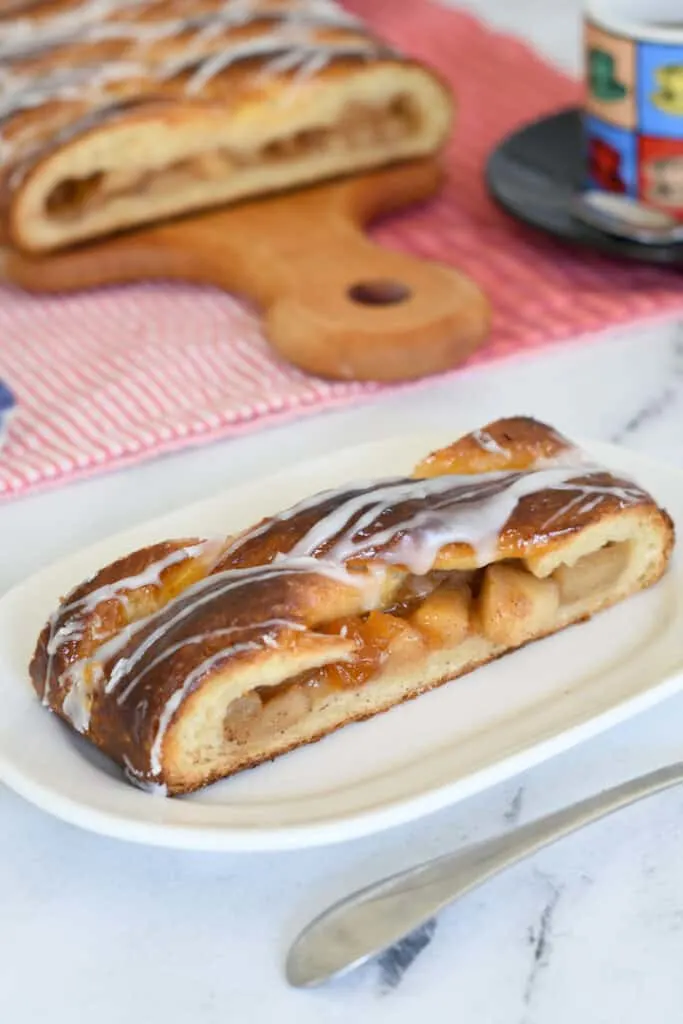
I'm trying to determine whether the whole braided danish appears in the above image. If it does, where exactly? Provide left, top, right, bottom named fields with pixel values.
left=0, top=0, right=453, bottom=253
left=29, top=418, right=675, bottom=795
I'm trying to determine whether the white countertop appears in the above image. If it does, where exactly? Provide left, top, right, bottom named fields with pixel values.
left=3, top=3, right=683, bottom=1022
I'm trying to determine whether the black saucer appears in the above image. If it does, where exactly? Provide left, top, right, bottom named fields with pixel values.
left=485, top=107, right=683, bottom=266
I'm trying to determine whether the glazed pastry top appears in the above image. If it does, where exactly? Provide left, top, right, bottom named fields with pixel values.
left=0, top=0, right=395, bottom=178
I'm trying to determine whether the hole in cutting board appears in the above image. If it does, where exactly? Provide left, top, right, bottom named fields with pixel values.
left=348, top=279, right=411, bottom=306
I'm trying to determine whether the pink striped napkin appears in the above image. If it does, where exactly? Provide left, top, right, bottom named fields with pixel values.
left=1, top=0, right=682, bottom=500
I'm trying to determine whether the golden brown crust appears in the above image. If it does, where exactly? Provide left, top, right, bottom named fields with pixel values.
left=85, top=563, right=370, bottom=777
left=0, top=0, right=453, bottom=251
left=414, top=416, right=575, bottom=476
left=28, top=417, right=676, bottom=795
left=29, top=536, right=220, bottom=704
left=30, top=553, right=379, bottom=778
left=214, top=440, right=658, bottom=575
left=164, top=531, right=676, bottom=795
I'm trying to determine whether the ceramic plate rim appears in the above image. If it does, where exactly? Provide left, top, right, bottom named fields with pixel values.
left=1, top=433, right=683, bottom=852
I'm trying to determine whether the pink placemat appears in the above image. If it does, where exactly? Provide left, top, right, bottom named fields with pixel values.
left=1, top=0, right=682, bottom=501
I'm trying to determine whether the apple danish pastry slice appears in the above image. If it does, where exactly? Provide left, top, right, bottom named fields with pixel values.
left=30, top=417, right=674, bottom=795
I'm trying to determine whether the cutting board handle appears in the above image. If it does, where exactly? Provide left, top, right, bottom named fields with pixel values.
left=257, top=221, right=489, bottom=380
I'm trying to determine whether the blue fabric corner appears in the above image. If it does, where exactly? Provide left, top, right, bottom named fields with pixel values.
left=0, top=380, right=16, bottom=414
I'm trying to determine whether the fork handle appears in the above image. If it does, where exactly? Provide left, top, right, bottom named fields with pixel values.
left=286, top=761, right=683, bottom=988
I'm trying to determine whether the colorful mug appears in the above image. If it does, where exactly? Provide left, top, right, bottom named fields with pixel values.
left=584, top=0, right=683, bottom=219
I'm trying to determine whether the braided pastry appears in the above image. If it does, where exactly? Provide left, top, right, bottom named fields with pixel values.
left=29, top=417, right=675, bottom=795
left=0, top=0, right=452, bottom=252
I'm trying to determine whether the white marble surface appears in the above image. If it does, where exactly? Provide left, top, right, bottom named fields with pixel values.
left=3, top=4, right=683, bottom=1023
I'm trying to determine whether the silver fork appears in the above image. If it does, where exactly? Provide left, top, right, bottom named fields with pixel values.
left=286, top=761, right=683, bottom=988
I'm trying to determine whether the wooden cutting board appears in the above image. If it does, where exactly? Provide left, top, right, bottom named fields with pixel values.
left=0, top=159, right=490, bottom=382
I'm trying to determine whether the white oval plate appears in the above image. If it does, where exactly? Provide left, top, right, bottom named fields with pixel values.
left=1, top=433, right=683, bottom=851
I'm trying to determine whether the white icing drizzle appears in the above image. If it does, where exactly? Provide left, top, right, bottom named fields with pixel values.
left=148, top=639, right=259, bottom=776
left=0, top=61, right=147, bottom=122
left=263, top=465, right=645, bottom=572
left=110, top=617, right=306, bottom=703
left=121, top=557, right=368, bottom=778
left=42, top=446, right=649, bottom=790
left=0, top=0, right=363, bottom=59
left=56, top=540, right=211, bottom=623
left=0, top=0, right=147, bottom=59
left=0, top=28, right=378, bottom=121
left=61, top=678, right=92, bottom=732
left=49, top=612, right=156, bottom=732
left=43, top=538, right=222, bottom=726
left=103, top=556, right=363, bottom=693
left=219, top=478, right=398, bottom=561
left=184, top=30, right=377, bottom=94
left=131, top=461, right=643, bottom=788
left=471, top=428, right=507, bottom=457
left=46, top=617, right=85, bottom=656
left=123, top=753, right=168, bottom=795
left=0, top=0, right=386, bottom=171
left=119, top=558, right=370, bottom=783
left=47, top=554, right=368, bottom=741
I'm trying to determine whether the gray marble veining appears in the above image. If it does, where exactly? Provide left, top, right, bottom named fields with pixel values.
left=376, top=920, right=438, bottom=993
left=522, top=873, right=563, bottom=1016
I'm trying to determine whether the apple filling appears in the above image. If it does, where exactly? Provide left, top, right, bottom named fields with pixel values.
left=43, top=94, right=420, bottom=222
left=222, top=542, right=631, bottom=746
